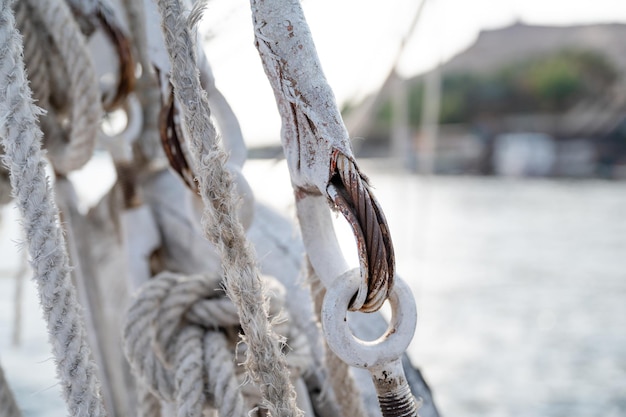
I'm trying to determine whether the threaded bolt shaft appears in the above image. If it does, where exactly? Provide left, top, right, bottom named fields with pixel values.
left=370, top=359, right=419, bottom=417
left=376, top=379, right=419, bottom=417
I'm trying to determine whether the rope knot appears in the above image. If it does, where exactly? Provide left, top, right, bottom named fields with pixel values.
left=123, top=271, right=310, bottom=416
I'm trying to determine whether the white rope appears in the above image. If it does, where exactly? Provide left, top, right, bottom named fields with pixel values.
left=26, top=0, right=102, bottom=175
left=13, top=1, right=51, bottom=105
left=124, top=273, right=246, bottom=416
left=153, top=1, right=302, bottom=415
left=173, top=326, right=206, bottom=417
left=123, top=272, right=255, bottom=416
left=137, top=382, right=162, bottom=417
left=0, top=363, right=23, bottom=417
left=12, top=1, right=64, bottom=176
left=0, top=2, right=106, bottom=415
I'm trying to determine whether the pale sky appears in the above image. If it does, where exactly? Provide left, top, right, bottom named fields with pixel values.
left=200, top=0, right=626, bottom=145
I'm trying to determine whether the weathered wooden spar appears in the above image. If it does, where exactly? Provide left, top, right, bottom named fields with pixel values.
left=0, top=0, right=440, bottom=416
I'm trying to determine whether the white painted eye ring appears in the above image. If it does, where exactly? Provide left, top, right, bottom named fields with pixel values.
left=321, top=269, right=417, bottom=369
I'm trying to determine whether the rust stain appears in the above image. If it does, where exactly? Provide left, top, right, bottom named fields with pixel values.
left=96, top=6, right=136, bottom=111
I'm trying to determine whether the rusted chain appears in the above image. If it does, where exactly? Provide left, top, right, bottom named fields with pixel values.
left=328, top=150, right=395, bottom=313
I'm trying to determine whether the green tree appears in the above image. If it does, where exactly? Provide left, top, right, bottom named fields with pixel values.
left=363, top=48, right=619, bottom=127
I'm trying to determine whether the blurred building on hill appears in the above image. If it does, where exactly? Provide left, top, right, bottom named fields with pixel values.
left=444, top=21, right=626, bottom=74
left=346, top=22, right=626, bottom=178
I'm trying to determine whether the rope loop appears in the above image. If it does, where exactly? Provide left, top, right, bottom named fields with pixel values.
left=14, top=0, right=136, bottom=176
left=0, top=1, right=107, bottom=413
left=328, top=149, right=395, bottom=313
left=20, top=0, right=102, bottom=175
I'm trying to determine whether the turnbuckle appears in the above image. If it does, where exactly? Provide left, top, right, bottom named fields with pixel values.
left=322, top=269, right=420, bottom=417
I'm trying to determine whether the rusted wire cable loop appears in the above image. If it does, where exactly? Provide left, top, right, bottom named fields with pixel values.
left=95, top=3, right=136, bottom=111
left=328, top=149, right=395, bottom=313
left=158, top=88, right=198, bottom=192
left=69, top=1, right=136, bottom=111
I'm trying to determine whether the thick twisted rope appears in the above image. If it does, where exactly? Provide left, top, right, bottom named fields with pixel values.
left=26, top=0, right=102, bottom=175
left=13, top=1, right=51, bottom=104
left=0, top=363, right=23, bottom=417
left=124, top=273, right=247, bottom=416
left=125, top=272, right=305, bottom=417
left=153, top=1, right=302, bottom=415
left=137, top=383, right=162, bottom=417
left=0, top=2, right=106, bottom=416
left=203, top=331, right=248, bottom=416
left=173, top=325, right=206, bottom=417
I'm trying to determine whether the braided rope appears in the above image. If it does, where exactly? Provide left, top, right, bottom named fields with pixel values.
left=124, top=274, right=177, bottom=401
left=0, top=363, right=23, bottom=417
left=27, top=0, right=102, bottom=175
left=0, top=2, right=106, bottom=415
left=153, top=1, right=302, bottom=415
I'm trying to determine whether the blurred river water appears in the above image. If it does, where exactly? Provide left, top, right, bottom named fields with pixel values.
left=1, top=158, right=625, bottom=417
